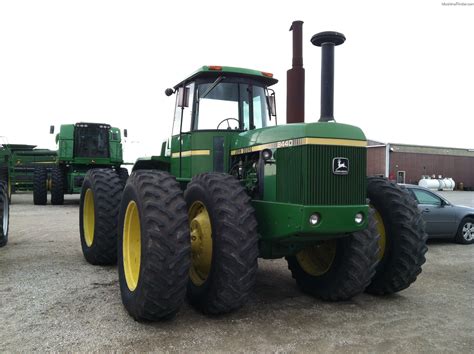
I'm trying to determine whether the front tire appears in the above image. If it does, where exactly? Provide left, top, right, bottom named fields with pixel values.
left=51, top=167, right=64, bottom=205
left=454, top=217, right=474, bottom=244
left=33, top=167, right=47, bottom=205
left=0, top=182, right=9, bottom=247
left=184, top=173, right=259, bottom=315
left=118, top=170, right=190, bottom=321
left=365, top=177, right=428, bottom=295
left=79, top=169, right=122, bottom=265
left=286, top=211, right=379, bottom=301
left=0, top=166, right=11, bottom=201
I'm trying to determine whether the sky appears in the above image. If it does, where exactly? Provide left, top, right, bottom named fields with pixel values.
left=0, top=0, right=473, bottom=163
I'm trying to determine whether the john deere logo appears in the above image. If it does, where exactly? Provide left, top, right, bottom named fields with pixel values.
left=332, top=157, right=349, bottom=175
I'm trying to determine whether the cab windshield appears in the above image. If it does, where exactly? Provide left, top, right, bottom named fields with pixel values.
left=74, top=124, right=110, bottom=158
left=193, top=78, right=274, bottom=131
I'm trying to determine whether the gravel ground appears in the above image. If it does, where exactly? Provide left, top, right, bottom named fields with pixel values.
left=1, top=192, right=473, bottom=352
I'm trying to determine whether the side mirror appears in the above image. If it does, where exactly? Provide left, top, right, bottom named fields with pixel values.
left=124, top=129, right=128, bottom=138
left=268, top=93, right=277, bottom=117
left=165, top=88, right=174, bottom=96
left=50, top=125, right=55, bottom=134
left=177, top=86, right=190, bottom=108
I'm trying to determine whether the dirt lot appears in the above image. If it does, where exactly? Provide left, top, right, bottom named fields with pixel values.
left=1, top=192, right=473, bottom=352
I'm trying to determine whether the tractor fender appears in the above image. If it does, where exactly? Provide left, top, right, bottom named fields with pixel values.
left=132, top=156, right=171, bottom=172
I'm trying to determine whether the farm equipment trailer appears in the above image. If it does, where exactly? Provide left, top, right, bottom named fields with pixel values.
left=0, top=143, right=56, bottom=199
left=33, top=122, right=128, bottom=205
left=79, top=21, right=427, bottom=321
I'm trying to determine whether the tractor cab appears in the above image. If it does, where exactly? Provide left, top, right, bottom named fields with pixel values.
left=73, top=123, right=111, bottom=159
left=167, top=66, right=278, bottom=179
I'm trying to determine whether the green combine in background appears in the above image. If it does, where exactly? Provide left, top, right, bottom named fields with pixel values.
left=0, top=142, right=57, bottom=199
left=33, top=122, right=129, bottom=205
left=79, top=22, right=428, bottom=321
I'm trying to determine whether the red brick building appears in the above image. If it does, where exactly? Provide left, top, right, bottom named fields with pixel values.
left=367, top=140, right=474, bottom=189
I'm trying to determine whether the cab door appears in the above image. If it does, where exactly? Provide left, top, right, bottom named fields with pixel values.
left=187, top=80, right=243, bottom=175
left=188, top=131, right=234, bottom=175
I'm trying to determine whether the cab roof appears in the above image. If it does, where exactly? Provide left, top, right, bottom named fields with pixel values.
left=173, top=65, right=278, bottom=89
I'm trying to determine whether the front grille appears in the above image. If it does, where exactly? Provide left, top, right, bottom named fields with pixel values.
left=276, top=145, right=366, bottom=205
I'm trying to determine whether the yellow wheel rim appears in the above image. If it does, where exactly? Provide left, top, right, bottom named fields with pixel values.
left=296, top=240, right=337, bottom=276
left=188, top=201, right=213, bottom=286
left=123, top=201, right=141, bottom=292
left=83, top=189, right=95, bottom=247
left=372, top=208, right=386, bottom=261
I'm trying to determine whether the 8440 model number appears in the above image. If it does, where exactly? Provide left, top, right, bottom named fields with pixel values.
left=276, top=140, right=295, bottom=148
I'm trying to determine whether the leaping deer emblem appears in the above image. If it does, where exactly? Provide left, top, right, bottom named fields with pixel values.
left=335, top=159, right=347, bottom=171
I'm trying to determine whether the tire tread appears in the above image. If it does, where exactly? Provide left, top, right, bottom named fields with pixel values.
left=366, top=177, right=428, bottom=294
left=185, top=173, right=258, bottom=314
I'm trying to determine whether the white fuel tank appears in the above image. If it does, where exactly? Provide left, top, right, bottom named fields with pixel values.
left=418, top=177, right=455, bottom=191
left=418, top=178, right=440, bottom=190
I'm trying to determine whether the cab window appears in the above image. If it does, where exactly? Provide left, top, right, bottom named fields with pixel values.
left=193, top=78, right=275, bottom=131
left=194, top=82, right=240, bottom=130
left=242, top=85, right=271, bottom=130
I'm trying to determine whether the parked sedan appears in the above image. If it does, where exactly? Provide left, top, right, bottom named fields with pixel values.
left=402, top=184, right=474, bottom=244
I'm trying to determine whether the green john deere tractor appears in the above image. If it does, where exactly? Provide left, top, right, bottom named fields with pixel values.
left=79, top=22, right=427, bottom=321
left=0, top=180, right=9, bottom=247
left=33, top=122, right=129, bottom=205
left=0, top=142, right=57, bottom=200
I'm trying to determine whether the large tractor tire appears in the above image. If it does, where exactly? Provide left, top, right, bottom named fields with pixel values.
left=184, top=173, right=259, bottom=315
left=79, top=169, right=122, bottom=265
left=51, top=167, right=64, bottom=205
left=118, top=170, right=190, bottom=321
left=0, top=181, right=9, bottom=247
left=366, top=177, right=428, bottom=295
left=286, top=211, right=379, bottom=301
left=0, top=166, right=11, bottom=201
left=33, top=167, right=47, bottom=205
left=117, top=167, right=129, bottom=187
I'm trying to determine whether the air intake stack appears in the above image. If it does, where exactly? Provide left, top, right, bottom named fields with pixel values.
left=286, top=20, right=305, bottom=124
left=311, top=31, right=346, bottom=122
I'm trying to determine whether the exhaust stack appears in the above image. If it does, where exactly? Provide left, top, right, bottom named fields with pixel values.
left=311, top=31, right=346, bottom=122
left=286, top=20, right=305, bottom=124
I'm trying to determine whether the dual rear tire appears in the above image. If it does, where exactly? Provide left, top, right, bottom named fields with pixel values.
left=116, top=171, right=258, bottom=320
left=33, top=166, right=64, bottom=205
left=80, top=170, right=258, bottom=320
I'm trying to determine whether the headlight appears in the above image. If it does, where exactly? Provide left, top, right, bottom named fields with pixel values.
left=309, top=213, right=321, bottom=225
left=355, top=212, right=364, bottom=224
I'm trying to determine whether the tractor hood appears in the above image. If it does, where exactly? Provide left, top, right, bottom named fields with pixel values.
left=230, top=122, right=367, bottom=154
